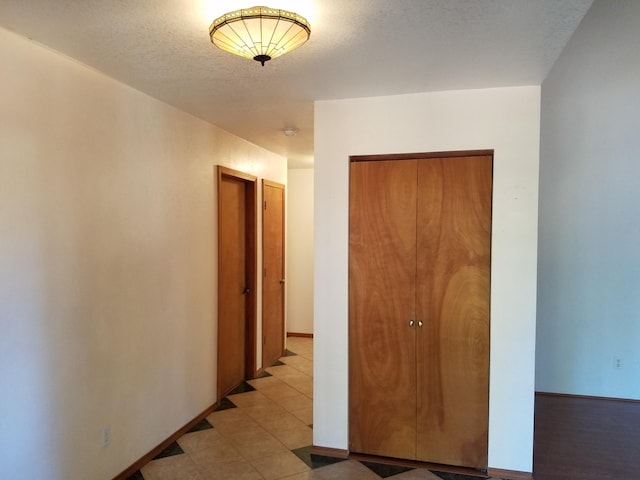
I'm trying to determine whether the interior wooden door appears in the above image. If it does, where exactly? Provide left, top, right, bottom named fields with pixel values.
left=262, top=180, right=285, bottom=368
left=415, top=155, right=492, bottom=468
left=349, top=160, right=418, bottom=459
left=217, top=167, right=257, bottom=399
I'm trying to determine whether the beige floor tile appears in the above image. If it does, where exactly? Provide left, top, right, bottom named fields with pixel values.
left=313, top=460, right=381, bottom=480
left=247, top=375, right=288, bottom=389
left=287, top=352, right=313, bottom=362
left=294, top=364, right=314, bottom=377
left=227, top=391, right=273, bottom=408
left=200, top=459, right=264, bottom=480
left=270, top=425, right=313, bottom=449
left=280, top=355, right=313, bottom=369
left=386, top=468, right=442, bottom=479
left=289, top=406, right=313, bottom=425
left=206, top=406, right=253, bottom=425
left=177, top=430, right=244, bottom=469
left=283, top=377, right=313, bottom=397
left=141, top=454, right=204, bottom=480
left=281, top=375, right=312, bottom=387
left=265, top=364, right=308, bottom=379
left=253, top=410, right=308, bottom=433
left=279, top=470, right=322, bottom=479
left=211, top=418, right=267, bottom=438
left=274, top=393, right=312, bottom=413
left=206, top=406, right=265, bottom=433
left=286, top=347, right=313, bottom=361
left=231, top=429, right=289, bottom=459
left=241, top=403, right=287, bottom=423
left=177, top=429, right=224, bottom=453
left=249, top=450, right=311, bottom=480
left=258, top=382, right=303, bottom=401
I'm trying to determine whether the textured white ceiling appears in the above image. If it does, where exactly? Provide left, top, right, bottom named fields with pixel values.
left=0, top=0, right=594, bottom=167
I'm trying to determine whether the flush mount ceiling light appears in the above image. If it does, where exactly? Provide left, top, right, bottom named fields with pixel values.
left=209, top=6, right=311, bottom=66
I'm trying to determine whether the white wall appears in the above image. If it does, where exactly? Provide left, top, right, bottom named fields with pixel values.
left=286, top=168, right=314, bottom=335
left=537, top=0, right=640, bottom=399
left=0, top=28, right=286, bottom=480
left=314, top=86, right=540, bottom=473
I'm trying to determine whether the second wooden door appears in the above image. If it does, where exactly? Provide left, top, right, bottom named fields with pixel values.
left=262, top=180, right=285, bottom=368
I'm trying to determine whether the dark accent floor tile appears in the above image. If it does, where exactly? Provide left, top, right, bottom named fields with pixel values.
left=126, top=471, right=144, bottom=480
left=228, top=381, right=256, bottom=395
left=283, top=349, right=297, bottom=356
left=187, top=418, right=213, bottom=433
left=255, top=370, right=272, bottom=378
left=292, top=445, right=347, bottom=469
left=271, top=360, right=285, bottom=366
left=431, top=471, right=489, bottom=480
left=214, top=397, right=238, bottom=411
left=360, top=461, right=414, bottom=478
left=153, top=441, right=184, bottom=460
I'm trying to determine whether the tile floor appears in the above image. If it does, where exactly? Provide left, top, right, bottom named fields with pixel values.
left=130, top=337, right=504, bottom=480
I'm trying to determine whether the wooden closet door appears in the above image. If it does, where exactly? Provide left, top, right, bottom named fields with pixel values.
left=349, top=160, right=418, bottom=459
left=415, top=155, right=492, bottom=468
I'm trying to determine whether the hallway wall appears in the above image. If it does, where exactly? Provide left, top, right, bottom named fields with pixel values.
left=537, top=0, right=640, bottom=399
left=286, top=168, right=314, bottom=335
left=0, top=27, right=286, bottom=479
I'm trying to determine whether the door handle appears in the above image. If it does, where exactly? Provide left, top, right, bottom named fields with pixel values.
left=279, top=278, right=286, bottom=284
left=418, top=320, right=423, bottom=328
left=242, top=287, right=250, bottom=294
left=409, top=320, right=415, bottom=327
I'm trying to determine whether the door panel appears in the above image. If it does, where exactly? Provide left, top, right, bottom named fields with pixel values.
left=218, top=174, right=247, bottom=397
left=262, top=181, right=285, bottom=368
left=349, top=160, right=418, bottom=459
left=217, top=167, right=257, bottom=399
left=415, top=156, right=492, bottom=468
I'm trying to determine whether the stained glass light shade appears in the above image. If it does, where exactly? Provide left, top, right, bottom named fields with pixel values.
left=209, top=6, right=311, bottom=66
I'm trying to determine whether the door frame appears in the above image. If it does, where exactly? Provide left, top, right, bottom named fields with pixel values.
left=216, top=166, right=258, bottom=399
left=261, top=179, right=286, bottom=368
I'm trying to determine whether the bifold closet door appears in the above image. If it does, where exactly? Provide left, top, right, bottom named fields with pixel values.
left=415, top=156, right=492, bottom=468
left=349, top=153, right=492, bottom=469
left=349, top=159, right=418, bottom=459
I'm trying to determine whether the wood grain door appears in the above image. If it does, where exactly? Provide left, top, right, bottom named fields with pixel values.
left=348, top=152, right=492, bottom=468
left=349, top=160, right=418, bottom=459
left=217, top=167, right=257, bottom=399
left=262, top=180, right=285, bottom=368
left=415, top=155, right=492, bottom=468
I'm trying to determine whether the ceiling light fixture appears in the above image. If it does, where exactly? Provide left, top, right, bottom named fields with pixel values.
left=209, top=6, right=311, bottom=66
left=283, top=127, right=299, bottom=137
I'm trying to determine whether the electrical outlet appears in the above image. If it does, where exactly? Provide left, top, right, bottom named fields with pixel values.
left=102, top=425, right=112, bottom=447
left=613, top=356, right=622, bottom=369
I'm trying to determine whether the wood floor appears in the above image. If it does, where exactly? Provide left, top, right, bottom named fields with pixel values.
left=533, top=393, right=640, bottom=480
